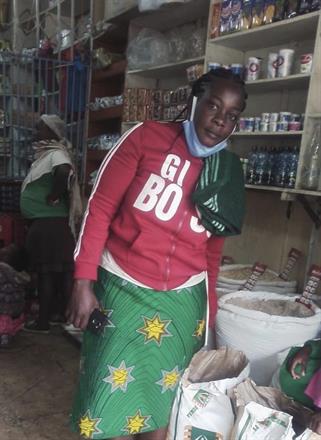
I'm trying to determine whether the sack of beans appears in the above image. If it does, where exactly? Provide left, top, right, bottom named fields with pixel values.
left=216, top=290, right=321, bottom=385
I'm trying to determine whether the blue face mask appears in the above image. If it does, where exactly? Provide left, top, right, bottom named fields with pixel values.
left=183, top=119, right=229, bottom=158
left=183, top=95, right=236, bottom=158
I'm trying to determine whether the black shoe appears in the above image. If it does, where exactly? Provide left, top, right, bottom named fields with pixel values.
left=23, top=321, right=50, bottom=334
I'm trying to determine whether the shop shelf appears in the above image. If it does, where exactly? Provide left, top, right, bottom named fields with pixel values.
left=209, top=11, right=320, bottom=50
left=92, top=60, right=127, bottom=82
left=245, top=74, right=311, bottom=92
left=245, top=184, right=321, bottom=197
left=127, top=56, right=205, bottom=78
left=90, top=105, right=123, bottom=122
left=233, top=131, right=303, bottom=137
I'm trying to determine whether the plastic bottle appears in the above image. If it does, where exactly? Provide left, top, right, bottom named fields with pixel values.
left=246, top=146, right=258, bottom=184
left=303, top=123, right=321, bottom=190
left=274, top=148, right=288, bottom=187
left=286, top=146, right=299, bottom=188
left=254, top=147, right=267, bottom=185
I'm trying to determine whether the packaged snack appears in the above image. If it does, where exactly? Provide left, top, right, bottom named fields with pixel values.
left=230, top=0, right=242, bottom=31
left=219, top=0, right=232, bottom=34
left=251, top=0, right=265, bottom=27
left=285, top=0, right=299, bottom=17
left=137, top=88, right=151, bottom=106
left=210, top=2, right=222, bottom=38
left=263, top=0, right=276, bottom=24
left=240, top=0, right=253, bottom=29
left=273, top=0, right=286, bottom=20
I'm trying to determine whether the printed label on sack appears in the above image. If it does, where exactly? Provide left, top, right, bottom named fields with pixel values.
left=279, top=248, right=302, bottom=280
left=221, top=255, right=235, bottom=265
left=184, top=425, right=223, bottom=440
left=296, top=264, right=321, bottom=308
left=242, top=262, right=267, bottom=290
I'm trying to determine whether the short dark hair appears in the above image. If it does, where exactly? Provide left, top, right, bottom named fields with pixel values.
left=192, top=67, right=248, bottom=111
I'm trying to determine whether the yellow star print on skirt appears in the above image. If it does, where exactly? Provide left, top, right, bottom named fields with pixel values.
left=71, top=269, right=207, bottom=438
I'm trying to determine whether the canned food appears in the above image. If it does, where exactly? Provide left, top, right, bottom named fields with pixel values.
left=288, top=121, right=301, bottom=131
left=245, top=117, right=255, bottom=132
left=290, top=113, right=301, bottom=122
left=254, top=117, right=261, bottom=131
left=279, top=112, right=292, bottom=122
left=230, top=63, right=244, bottom=78
left=269, top=122, right=278, bottom=132
left=270, top=112, right=279, bottom=122
left=246, top=57, right=262, bottom=81
left=238, top=117, right=247, bottom=132
left=277, top=121, right=289, bottom=131
left=208, top=62, right=221, bottom=72
left=300, top=53, right=313, bottom=74
left=261, top=112, right=271, bottom=123
left=260, top=121, right=269, bottom=132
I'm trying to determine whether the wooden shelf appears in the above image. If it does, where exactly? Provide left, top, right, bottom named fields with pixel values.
left=245, top=74, right=311, bottom=92
left=90, top=105, right=123, bottom=122
left=233, top=131, right=303, bottom=137
left=92, top=60, right=127, bottom=82
left=127, top=56, right=205, bottom=78
left=209, top=11, right=320, bottom=50
left=245, top=184, right=321, bottom=197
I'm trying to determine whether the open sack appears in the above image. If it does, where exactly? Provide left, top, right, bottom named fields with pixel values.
left=167, top=346, right=250, bottom=440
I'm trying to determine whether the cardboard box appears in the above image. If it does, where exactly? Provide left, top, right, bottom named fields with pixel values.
left=104, top=0, right=138, bottom=20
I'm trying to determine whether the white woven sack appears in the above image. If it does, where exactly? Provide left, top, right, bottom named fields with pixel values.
left=233, top=401, right=296, bottom=440
left=167, top=347, right=250, bottom=440
left=216, top=291, right=321, bottom=386
left=218, top=264, right=297, bottom=290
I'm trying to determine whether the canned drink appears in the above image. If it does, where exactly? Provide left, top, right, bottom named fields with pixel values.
left=230, top=63, right=244, bottom=78
left=245, top=117, right=255, bottom=132
left=261, top=112, right=270, bottom=123
left=279, top=111, right=292, bottom=122
left=254, top=117, right=261, bottom=131
left=277, top=121, right=289, bottom=131
left=300, top=53, right=313, bottom=74
left=277, top=49, right=295, bottom=77
left=260, top=121, right=269, bottom=132
left=246, top=57, right=262, bottom=81
left=270, top=112, right=279, bottom=122
left=267, top=52, right=278, bottom=79
left=269, top=122, right=278, bottom=132
left=208, top=62, right=221, bottom=72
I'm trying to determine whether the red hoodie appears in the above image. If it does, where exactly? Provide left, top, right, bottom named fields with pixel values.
left=75, top=121, right=224, bottom=324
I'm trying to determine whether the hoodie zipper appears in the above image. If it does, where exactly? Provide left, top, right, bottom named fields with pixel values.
left=163, top=209, right=188, bottom=290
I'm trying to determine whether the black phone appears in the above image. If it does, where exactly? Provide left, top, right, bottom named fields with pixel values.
left=87, top=308, right=108, bottom=335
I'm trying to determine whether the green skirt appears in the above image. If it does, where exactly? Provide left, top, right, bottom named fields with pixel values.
left=71, top=268, right=207, bottom=438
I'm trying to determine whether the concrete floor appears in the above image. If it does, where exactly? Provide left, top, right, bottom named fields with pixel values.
left=0, top=327, right=81, bottom=440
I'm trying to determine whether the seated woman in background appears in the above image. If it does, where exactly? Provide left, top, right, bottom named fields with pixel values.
left=280, top=338, right=321, bottom=434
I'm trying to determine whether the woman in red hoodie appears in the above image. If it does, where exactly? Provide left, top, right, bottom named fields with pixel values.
left=67, top=68, right=247, bottom=440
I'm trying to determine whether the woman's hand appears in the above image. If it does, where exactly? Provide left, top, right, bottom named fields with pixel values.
left=310, top=412, right=321, bottom=434
left=289, top=345, right=311, bottom=380
left=65, top=279, right=99, bottom=330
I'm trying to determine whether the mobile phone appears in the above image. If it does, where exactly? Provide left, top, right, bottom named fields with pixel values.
left=87, top=308, right=108, bottom=335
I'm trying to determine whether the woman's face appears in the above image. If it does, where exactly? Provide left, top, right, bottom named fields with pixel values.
left=193, top=78, right=244, bottom=147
